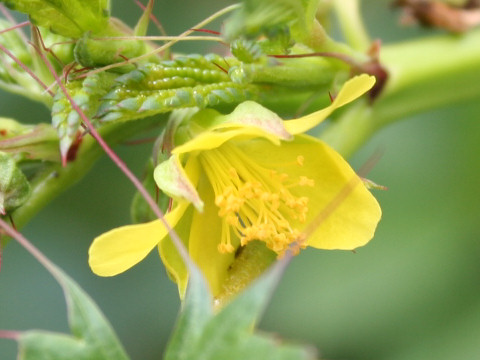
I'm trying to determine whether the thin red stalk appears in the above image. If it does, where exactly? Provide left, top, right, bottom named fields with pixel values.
left=133, top=0, right=167, bottom=36
left=212, top=61, right=228, bottom=74
left=269, top=52, right=357, bottom=66
left=191, top=28, right=221, bottom=35
left=0, top=330, right=20, bottom=340
left=0, top=42, right=54, bottom=97
left=0, top=5, right=29, bottom=44
left=29, top=39, right=190, bottom=264
left=0, top=21, right=30, bottom=36
left=31, top=26, right=64, bottom=68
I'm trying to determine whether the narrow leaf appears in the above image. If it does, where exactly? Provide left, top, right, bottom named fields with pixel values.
left=17, top=263, right=130, bottom=360
left=165, top=252, right=316, bottom=360
left=164, top=261, right=213, bottom=360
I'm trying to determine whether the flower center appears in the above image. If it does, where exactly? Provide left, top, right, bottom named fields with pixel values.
left=198, top=143, right=314, bottom=255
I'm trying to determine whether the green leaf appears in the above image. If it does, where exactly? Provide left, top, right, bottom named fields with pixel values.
left=17, top=263, right=130, bottom=360
left=223, top=0, right=315, bottom=42
left=1, top=0, right=110, bottom=38
left=0, top=151, right=30, bottom=214
left=165, top=252, right=316, bottom=360
left=164, top=257, right=214, bottom=360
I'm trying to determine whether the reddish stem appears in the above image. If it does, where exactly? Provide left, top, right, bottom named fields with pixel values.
left=0, top=330, right=20, bottom=340
left=0, top=41, right=54, bottom=97
left=269, top=52, right=357, bottom=66
left=133, top=0, right=168, bottom=36
left=190, top=28, right=221, bottom=35
left=0, top=21, right=30, bottom=36
left=212, top=61, right=228, bottom=74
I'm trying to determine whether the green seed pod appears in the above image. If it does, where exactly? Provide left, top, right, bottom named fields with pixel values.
left=99, top=81, right=257, bottom=123
left=0, top=151, right=31, bottom=215
left=97, top=54, right=256, bottom=123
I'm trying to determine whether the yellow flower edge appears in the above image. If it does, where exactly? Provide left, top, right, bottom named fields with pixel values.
left=284, top=74, right=376, bottom=134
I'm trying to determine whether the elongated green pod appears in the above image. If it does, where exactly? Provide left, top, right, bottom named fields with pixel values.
left=97, top=54, right=257, bottom=123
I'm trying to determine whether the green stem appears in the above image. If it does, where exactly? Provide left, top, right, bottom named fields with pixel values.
left=4, top=117, right=163, bottom=236
left=321, top=28, right=480, bottom=157
left=332, top=0, right=371, bottom=51
left=215, top=241, right=277, bottom=308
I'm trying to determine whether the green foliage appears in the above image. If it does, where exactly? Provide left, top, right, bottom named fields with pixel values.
left=165, top=254, right=315, bottom=360
left=0, top=151, right=30, bottom=214
left=223, top=0, right=319, bottom=44
left=1, top=0, right=110, bottom=38
left=17, top=263, right=130, bottom=360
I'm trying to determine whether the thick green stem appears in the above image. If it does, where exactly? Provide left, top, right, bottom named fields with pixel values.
left=3, top=117, right=163, bottom=237
left=332, top=0, right=371, bottom=51
left=321, top=29, right=480, bottom=157
left=215, top=241, right=277, bottom=308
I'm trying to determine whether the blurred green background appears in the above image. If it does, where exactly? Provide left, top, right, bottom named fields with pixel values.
left=1, top=1, right=480, bottom=359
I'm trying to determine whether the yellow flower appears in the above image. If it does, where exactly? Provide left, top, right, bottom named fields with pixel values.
left=88, top=75, right=381, bottom=297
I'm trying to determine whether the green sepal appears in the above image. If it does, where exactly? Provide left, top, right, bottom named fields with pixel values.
left=1, top=0, right=110, bottom=38
left=133, top=0, right=153, bottom=37
left=0, top=152, right=31, bottom=215
left=165, top=251, right=316, bottom=360
left=16, top=263, right=130, bottom=360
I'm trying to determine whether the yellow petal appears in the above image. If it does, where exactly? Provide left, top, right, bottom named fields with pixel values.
left=239, top=134, right=381, bottom=250
left=157, top=205, right=194, bottom=298
left=188, top=174, right=237, bottom=297
left=89, top=201, right=189, bottom=276
left=284, top=74, right=376, bottom=134
left=172, top=127, right=281, bottom=155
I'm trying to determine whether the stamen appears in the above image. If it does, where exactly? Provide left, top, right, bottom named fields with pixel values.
left=200, top=143, right=312, bottom=255
left=297, top=155, right=304, bottom=166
